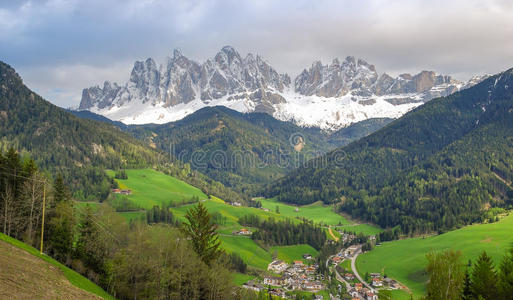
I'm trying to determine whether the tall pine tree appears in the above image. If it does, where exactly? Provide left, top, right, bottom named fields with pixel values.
left=181, top=202, right=222, bottom=265
left=471, top=251, right=498, bottom=300
left=462, top=266, right=473, bottom=300
left=498, top=247, right=513, bottom=299
left=47, top=174, right=74, bottom=263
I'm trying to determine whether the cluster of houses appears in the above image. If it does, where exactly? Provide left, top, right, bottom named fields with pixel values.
left=339, top=232, right=356, bottom=244
left=266, top=260, right=324, bottom=292
left=230, top=201, right=242, bottom=207
left=232, top=228, right=252, bottom=235
left=344, top=270, right=401, bottom=299
left=111, top=188, right=132, bottom=195
left=243, top=258, right=325, bottom=297
left=347, top=284, right=378, bottom=300
left=331, top=245, right=359, bottom=265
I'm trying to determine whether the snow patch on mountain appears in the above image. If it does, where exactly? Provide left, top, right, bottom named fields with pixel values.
left=273, top=90, right=421, bottom=131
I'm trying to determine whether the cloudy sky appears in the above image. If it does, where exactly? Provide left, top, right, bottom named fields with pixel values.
left=1, top=0, right=513, bottom=107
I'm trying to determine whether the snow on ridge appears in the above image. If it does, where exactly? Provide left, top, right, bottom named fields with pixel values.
left=93, top=89, right=422, bottom=131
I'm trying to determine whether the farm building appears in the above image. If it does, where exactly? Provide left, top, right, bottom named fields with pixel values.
left=233, top=228, right=252, bottom=235
left=302, top=254, right=313, bottom=260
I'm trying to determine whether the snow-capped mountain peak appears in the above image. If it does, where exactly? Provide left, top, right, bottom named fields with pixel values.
left=79, top=46, right=487, bottom=131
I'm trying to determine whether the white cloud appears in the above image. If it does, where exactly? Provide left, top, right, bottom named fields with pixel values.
left=1, top=0, right=513, bottom=107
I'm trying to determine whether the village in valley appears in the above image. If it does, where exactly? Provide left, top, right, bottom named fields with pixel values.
left=239, top=228, right=405, bottom=300
left=242, top=255, right=324, bottom=299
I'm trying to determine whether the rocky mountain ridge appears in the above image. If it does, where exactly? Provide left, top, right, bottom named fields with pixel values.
left=80, top=46, right=486, bottom=130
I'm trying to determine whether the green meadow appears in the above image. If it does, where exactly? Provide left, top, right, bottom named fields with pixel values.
left=232, top=273, right=255, bottom=286
left=260, top=198, right=382, bottom=235
left=269, top=244, right=319, bottom=263
left=0, top=233, right=114, bottom=299
left=219, top=235, right=272, bottom=269
left=260, top=198, right=351, bottom=225
left=334, top=224, right=383, bottom=236
left=107, top=169, right=207, bottom=209
left=356, top=213, right=513, bottom=298
left=118, top=211, right=146, bottom=222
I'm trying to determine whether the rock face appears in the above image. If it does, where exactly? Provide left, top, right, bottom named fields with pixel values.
left=80, top=46, right=486, bottom=130
left=295, top=57, right=378, bottom=97
left=79, top=46, right=289, bottom=113
left=294, top=58, right=464, bottom=104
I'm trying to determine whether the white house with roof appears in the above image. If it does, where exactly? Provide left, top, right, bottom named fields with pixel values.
left=267, top=260, right=288, bottom=273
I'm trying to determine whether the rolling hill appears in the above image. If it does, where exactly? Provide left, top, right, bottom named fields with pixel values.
left=267, top=67, right=513, bottom=234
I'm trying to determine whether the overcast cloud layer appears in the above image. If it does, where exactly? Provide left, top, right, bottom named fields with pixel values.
left=1, top=0, right=513, bottom=107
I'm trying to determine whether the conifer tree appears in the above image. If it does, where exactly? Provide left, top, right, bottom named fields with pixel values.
left=47, top=174, right=74, bottom=262
left=462, top=266, right=473, bottom=300
left=498, top=247, right=513, bottom=299
left=53, top=174, right=71, bottom=204
left=471, top=251, right=497, bottom=300
left=75, top=206, right=105, bottom=274
left=181, top=202, right=222, bottom=265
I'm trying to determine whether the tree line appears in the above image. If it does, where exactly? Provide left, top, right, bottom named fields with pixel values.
left=238, top=214, right=327, bottom=250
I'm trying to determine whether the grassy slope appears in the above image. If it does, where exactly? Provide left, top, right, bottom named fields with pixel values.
left=333, top=224, right=383, bottom=236
left=260, top=198, right=351, bottom=225
left=269, top=244, right=319, bottom=263
left=118, top=211, right=146, bottom=222
left=219, top=235, right=272, bottom=269
left=232, top=273, right=256, bottom=286
left=261, top=198, right=382, bottom=235
left=0, top=233, right=113, bottom=299
left=107, top=169, right=207, bottom=209
left=357, top=213, right=513, bottom=298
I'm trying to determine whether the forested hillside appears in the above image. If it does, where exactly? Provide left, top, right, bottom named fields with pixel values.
left=126, top=106, right=331, bottom=193
left=0, top=61, right=243, bottom=203
left=267, top=68, right=513, bottom=234
left=104, top=107, right=388, bottom=194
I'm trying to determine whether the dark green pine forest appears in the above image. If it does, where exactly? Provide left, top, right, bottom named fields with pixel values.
left=266, top=68, right=513, bottom=234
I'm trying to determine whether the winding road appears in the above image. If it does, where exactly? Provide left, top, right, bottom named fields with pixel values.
left=351, top=246, right=377, bottom=294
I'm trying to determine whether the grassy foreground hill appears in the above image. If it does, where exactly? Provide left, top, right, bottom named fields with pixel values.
left=357, top=212, right=513, bottom=298
left=0, top=233, right=113, bottom=299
